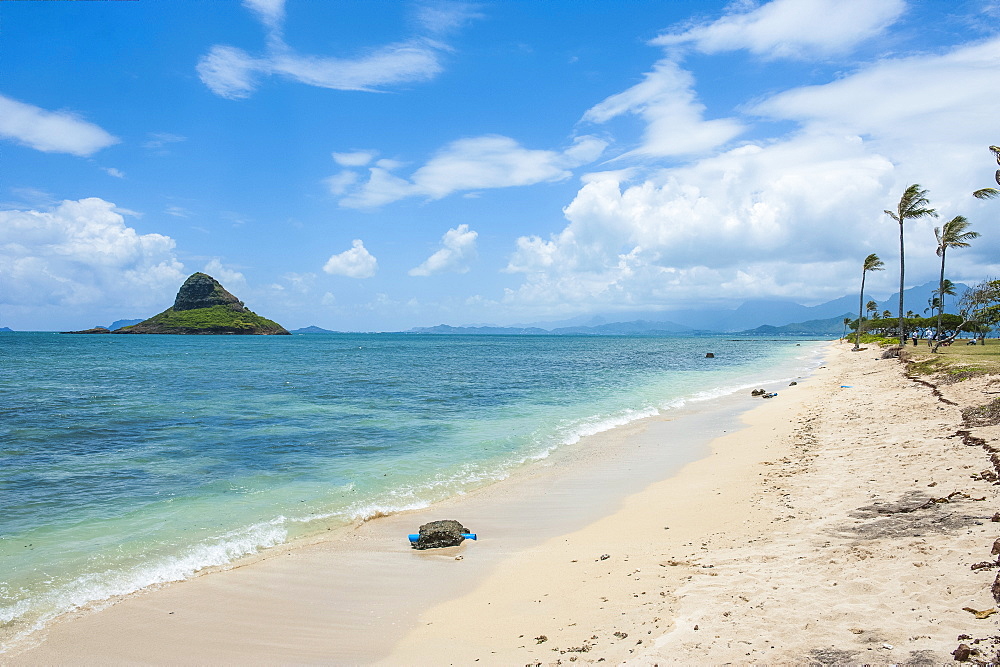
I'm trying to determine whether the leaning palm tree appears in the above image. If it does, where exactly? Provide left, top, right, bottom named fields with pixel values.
left=973, top=145, right=1000, bottom=200
left=885, top=185, right=937, bottom=343
left=934, top=216, right=979, bottom=343
left=866, top=300, right=878, bottom=319
left=854, top=253, right=885, bottom=350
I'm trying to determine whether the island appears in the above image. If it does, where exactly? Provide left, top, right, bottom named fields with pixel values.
left=63, top=273, right=289, bottom=335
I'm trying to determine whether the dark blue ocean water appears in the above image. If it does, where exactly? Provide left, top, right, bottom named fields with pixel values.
left=0, top=332, right=821, bottom=645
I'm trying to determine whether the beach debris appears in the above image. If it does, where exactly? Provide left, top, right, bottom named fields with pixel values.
left=613, top=631, right=628, bottom=639
left=962, top=606, right=997, bottom=619
left=970, top=561, right=998, bottom=571
left=992, top=512, right=1000, bottom=522
left=599, top=553, right=610, bottom=560
left=762, top=392, right=777, bottom=399
left=992, top=572, right=1000, bottom=604
left=788, top=381, right=797, bottom=386
left=535, top=635, right=548, bottom=644
left=409, top=520, right=473, bottom=550
left=953, top=643, right=973, bottom=661
left=705, top=352, right=715, bottom=358
left=991, top=538, right=1000, bottom=556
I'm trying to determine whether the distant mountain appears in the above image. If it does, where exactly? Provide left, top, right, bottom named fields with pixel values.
left=739, top=314, right=854, bottom=336
left=100, top=319, right=144, bottom=331
left=551, top=319, right=693, bottom=335
left=410, top=324, right=550, bottom=335
left=0, top=327, right=13, bottom=332
left=291, top=326, right=336, bottom=333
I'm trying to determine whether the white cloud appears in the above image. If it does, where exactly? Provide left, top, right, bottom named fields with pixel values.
left=198, top=2, right=469, bottom=98
left=196, top=45, right=264, bottom=100
left=325, top=171, right=359, bottom=195
left=332, top=150, right=377, bottom=167
left=409, top=224, right=478, bottom=276
left=498, top=34, right=1000, bottom=315
left=415, top=2, right=483, bottom=35
left=104, top=167, right=125, bottom=178
left=0, top=95, right=119, bottom=156
left=583, top=59, right=744, bottom=157
left=142, top=132, right=187, bottom=151
left=653, top=0, right=906, bottom=59
left=0, top=198, right=184, bottom=308
left=323, top=239, right=378, bottom=278
left=202, top=258, right=246, bottom=289
left=339, top=135, right=607, bottom=207
left=242, top=0, right=285, bottom=30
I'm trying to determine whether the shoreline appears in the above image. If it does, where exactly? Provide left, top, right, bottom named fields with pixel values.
left=5, top=343, right=822, bottom=663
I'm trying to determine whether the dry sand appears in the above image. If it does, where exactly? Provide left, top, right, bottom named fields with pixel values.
left=8, top=340, right=1000, bottom=665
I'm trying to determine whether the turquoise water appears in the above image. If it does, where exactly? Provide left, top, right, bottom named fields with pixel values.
left=0, top=332, right=822, bottom=645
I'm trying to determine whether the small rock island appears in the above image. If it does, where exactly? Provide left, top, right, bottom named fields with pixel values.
left=66, top=273, right=289, bottom=335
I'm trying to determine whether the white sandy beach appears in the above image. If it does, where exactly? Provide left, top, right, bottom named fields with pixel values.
left=8, top=340, right=1000, bottom=665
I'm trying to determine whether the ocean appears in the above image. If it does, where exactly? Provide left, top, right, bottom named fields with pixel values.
left=0, top=332, right=823, bottom=648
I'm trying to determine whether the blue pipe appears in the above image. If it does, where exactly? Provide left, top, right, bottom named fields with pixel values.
left=408, top=533, right=477, bottom=543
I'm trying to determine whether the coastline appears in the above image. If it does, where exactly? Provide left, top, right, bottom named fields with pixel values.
left=17, top=338, right=1000, bottom=664
left=5, top=342, right=820, bottom=664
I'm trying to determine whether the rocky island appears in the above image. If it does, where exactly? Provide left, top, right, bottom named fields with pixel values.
left=64, top=273, right=289, bottom=335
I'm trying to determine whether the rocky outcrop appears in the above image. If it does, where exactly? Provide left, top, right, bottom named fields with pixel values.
left=61, top=327, right=111, bottom=334
left=411, top=520, right=471, bottom=550
left=114, top=273, right=290, bottom=335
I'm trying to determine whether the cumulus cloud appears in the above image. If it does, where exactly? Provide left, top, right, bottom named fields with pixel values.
left=198, top=2, right=474, bottom=98
left=0, top=95, right=119, bottom=156
left=0, top=198, right=185, bottom=308
left=409, top=224, right=478, bottom=276
left=323, top=239, right=378, bottom=278
left=583, top=59, right=744, bottom=157
left=653, top=0, right=906, bottom=59
left=497, top=28, right=1000, bottom=315
left=202, top=258, right=246, bottom=288
left=337, top=135, right=607, bottom=207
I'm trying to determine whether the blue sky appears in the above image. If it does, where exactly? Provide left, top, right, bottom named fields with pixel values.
left=2, top=0, right=999, bottom=331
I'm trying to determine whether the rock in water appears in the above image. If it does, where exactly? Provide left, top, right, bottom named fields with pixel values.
left=412, top=520, right=469, bottom=550
left=115, top=273, right=290, bottom=335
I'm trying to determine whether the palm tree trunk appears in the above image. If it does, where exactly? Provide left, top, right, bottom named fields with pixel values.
left=935, top=248, right=946, bottom=349
left=855, top=272, right=866, bottom=350
left=898, top=221, right=905, bottom=344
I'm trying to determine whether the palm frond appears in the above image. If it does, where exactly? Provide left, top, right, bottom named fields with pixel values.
left=862, top=252, right=884, bottom=272
left=975, top=187, right=1000, bottom=200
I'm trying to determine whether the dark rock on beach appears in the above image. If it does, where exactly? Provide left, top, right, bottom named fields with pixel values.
left=412, top=520, right=470, bottom=550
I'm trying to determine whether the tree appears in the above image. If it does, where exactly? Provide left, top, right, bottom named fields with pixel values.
left=854, top=253, right=884, bottom=350
left=885, top=185, right=937, bottom=342
left=932, top=279, right=1000, bottom=352
left=866, top=300, right=878, bottom=318
left=934, top=216, right=979, bottom=343
left=973, top=145, right=1000, bottom=200
left=842, top=316, right=851, bottom=341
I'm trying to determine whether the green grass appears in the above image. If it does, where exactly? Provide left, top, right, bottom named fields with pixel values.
left=122, top=305, right=285, bottom=333
left=905, top=338, right=1000, bottom=377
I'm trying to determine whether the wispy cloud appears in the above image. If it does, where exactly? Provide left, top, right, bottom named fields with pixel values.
left=336, top=134, right=607, bottom=207
left=323, top=239, right=378, bottom=278
left=142, top=132, right=187, bottom=151
left=409, top=224, right=478, bottom=276
left=0, top=94, right=118, bottom=156
left=198, top=1, right=478, bottom=98
left=653, top=0, right=906, bottom=59
left=583, top=59, right=744, bottom=158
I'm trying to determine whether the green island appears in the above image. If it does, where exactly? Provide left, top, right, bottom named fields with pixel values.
left=64, top=272, right=290, bottom=335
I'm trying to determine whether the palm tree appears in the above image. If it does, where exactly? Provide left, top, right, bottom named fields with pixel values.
left=882, top=309, right=892, bottom=319
left=885, top=185, right=937, bottom=343
left=934, top=216, right=979, bottom=343
left=866, top=300, right=878, bottom=319
left=842, top=317, right=851, bottom=342
left=854, top=253, right=885, bottom=350
left=973, top=145, right=1000, bottom=200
